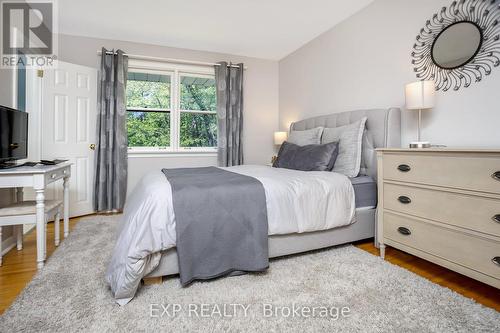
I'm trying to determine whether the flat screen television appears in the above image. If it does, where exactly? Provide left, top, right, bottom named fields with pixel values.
left=0, top=105, right=28, bottom=168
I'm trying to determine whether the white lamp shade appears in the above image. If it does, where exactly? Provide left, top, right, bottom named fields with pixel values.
left=405, top=80, right=435, bottom=110
left=274, top=131, right=287, bottom=145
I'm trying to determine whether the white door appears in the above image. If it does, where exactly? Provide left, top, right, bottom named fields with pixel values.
left=40, top=61, right=97, bottom=217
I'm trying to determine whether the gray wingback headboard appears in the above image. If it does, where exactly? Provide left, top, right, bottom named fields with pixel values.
left=290, top=108, right=401, bottom=180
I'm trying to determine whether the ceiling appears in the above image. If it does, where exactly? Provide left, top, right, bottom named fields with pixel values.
left=58, top=0, right=374, bottom=60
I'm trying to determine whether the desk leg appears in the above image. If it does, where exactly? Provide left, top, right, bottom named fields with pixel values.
left=16, top=187, right=23, bottom=202
left=35, top=189, right=45, bottom=269
left=63, top=176, right=70, bottom=238
left=16, top=187, right=24, bottom=250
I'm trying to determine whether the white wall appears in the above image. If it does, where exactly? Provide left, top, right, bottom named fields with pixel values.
left=0, top=68, right=15, bottom=251
left=279, top=0, right=500, bottom=148
left=57, top=34, right=279, bottom=193
left=0, top=68, right=14, bottom=108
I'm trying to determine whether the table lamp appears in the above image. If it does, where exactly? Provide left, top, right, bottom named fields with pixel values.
left=405, top=80, right=435, bottom=148
left=274, top=132, right=287, bottom=146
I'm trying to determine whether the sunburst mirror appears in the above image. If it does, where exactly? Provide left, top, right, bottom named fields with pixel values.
left=411, top=0, right=500, bottom=91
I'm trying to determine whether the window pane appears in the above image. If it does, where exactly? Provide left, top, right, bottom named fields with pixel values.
left=180, top=112, right=217, bottom=147
left=127, top=72, right=171, bottom=109
left=127, top=111, right=170, bottom=147
left=180, top=76, right=216, bottom=111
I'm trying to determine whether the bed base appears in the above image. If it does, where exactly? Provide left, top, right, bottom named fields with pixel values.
left=143, top=207, right=375, bottom=281
left=143, top=276, right=163, bottom=285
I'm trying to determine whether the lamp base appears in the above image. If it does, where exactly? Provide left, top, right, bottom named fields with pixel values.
left=409, top=141, right=431, bottom=149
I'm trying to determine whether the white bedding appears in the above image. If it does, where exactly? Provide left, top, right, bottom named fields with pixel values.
left=106, top=165, right=356, bottom=305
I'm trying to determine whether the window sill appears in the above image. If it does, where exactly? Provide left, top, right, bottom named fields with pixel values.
left=128, top=149, right=217, bottom=158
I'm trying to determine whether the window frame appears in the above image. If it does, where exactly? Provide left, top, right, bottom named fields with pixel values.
left=127, top=59, right=217, bottom=155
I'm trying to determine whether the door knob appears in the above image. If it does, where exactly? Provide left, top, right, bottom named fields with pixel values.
left=89, top=144, right=96, bottom=150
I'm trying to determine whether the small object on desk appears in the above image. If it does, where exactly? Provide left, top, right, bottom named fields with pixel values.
left=0, top=162, right=20, bottom=169
left=23, top=162, right=38, bottom=167
left=40, top=159, right=68, bottom=165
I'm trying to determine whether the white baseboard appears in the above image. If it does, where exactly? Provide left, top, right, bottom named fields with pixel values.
left=1, top=235, right=16, bottom=256
left=1, top=225, right=34, bottom=257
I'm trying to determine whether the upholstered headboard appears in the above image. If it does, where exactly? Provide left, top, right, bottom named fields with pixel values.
left=290, top=108, right=401, bottom=180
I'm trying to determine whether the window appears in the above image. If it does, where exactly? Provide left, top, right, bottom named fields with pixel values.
left=126, top=63, right=217, bottom=153
left=179, top=75, right=217, bottom=148
left=127, top=72, right=171, bottom=148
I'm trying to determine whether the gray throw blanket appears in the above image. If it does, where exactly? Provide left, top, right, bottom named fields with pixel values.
left=162, top=167, right=269, bottom=286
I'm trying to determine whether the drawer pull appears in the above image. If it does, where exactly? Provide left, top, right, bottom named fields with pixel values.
left=397, top=227, right=411, bottom=236
left=493, top=215, right=500, bottom=224
left=397, top=164, right=411, bottom=172
left=398, top=196, right=412, bottom=204
left=51, top=173, right=57, bottom=179
left=492, top=171, right=500, bottom=181
left=492, top=257, right=500, bottom=267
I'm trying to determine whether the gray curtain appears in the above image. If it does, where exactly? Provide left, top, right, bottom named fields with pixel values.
left=214, top=62, right=244, bottom=167
left=94, top=48, right=128, bottom=212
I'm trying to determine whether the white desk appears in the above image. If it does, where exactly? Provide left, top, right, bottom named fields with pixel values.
left=0, top=163, right=71, bottom=268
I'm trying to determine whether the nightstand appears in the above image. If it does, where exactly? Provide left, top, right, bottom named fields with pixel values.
left=376, top=148, right=500, bottom=289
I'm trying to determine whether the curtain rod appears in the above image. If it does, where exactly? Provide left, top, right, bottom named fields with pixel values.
left=96, top=50, right=247, bottom=69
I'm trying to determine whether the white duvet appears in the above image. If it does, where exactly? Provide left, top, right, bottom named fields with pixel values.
left=106, top=165, right=356, bottom=305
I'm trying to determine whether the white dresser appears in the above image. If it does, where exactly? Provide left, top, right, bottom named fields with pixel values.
left=376, top=148, right=500, bottom=289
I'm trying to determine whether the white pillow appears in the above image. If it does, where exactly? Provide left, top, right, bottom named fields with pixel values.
left=321, top=117, right=367, bottom=177
left=287, top=127, right=323, bottom=146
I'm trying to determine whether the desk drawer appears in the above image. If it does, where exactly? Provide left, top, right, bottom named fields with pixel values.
left=44, top=167, right=70, bottom=184
left=384, top=212, right=500, bottom=279
left=383, top=153, right=500, bottom=194
left=384, top=183, right=500, bottom=237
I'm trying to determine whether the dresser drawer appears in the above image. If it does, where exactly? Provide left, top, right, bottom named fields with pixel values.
left=384, top=212, right=500, bottom=279
left=44, top=167, right=70, bottom=184
left=383, top=153, right=500, bottom=194
left=384, top=183, right=500, bottom=237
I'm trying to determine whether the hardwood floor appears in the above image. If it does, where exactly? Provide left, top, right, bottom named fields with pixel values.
left=0, top=217, right=80, bottom=315
left=354, top=240, right=500, bottom=311
left=0, top=220, right=498, bottom=315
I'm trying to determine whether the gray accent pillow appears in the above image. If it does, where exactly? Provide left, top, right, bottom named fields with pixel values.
left=321, top=117, right=367, bottom=177
left=273, top=141, right=339, bottom=172
left=287, top=127, right=324, bottom=146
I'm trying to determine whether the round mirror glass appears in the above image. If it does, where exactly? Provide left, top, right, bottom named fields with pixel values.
left=431, top=21, right=482, bottom=69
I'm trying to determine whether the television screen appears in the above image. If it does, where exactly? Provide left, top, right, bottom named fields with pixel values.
left=0, top=106, right=28, bottom=162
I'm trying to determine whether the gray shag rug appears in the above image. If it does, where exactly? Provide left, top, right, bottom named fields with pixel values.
left=0, top=215, right=498, bottom=332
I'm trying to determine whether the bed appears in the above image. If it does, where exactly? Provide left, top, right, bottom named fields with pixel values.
left=106, top=108, right=401, bottom=304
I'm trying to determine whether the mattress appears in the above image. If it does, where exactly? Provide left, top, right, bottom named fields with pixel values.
left=351, top=176, right=377, bottom=208
left=107, top=166, right=357, bottom=304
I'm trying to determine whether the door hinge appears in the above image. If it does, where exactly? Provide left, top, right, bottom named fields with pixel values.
left=37, top=69, right=44, bottom=78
